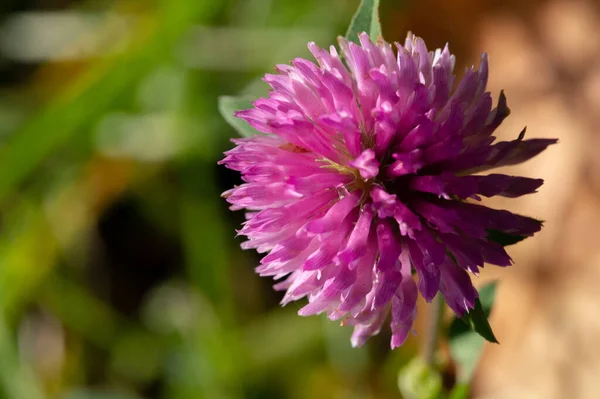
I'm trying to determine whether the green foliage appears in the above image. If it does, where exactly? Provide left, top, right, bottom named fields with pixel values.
left=218, top=96, right=260, bottom=138
left=459, top=297, right=499, bottom=344
left=448, top=282, right=499, bottom=383
left=345, top=0, right=382, bottom=43
left=448, top=383, right=470, bottom=399
left=398, top=358, right=443, bottom=399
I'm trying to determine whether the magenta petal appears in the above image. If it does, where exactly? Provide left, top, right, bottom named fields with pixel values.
left=393, top=272, right=418, bottom=322
left=440, top=233, right=484, bottom=273
left=243, top=190, right=336, bottom=233
left=393, top=202, right=423, bottom=237
left=279, top=271, right=318, bottom=303
left=412, top=200, right=459, bottom=235
left=480, top=239, right=513, bottom=267
left=410, top=173, right=473, bottom=199
left=337, top=232, right=378, bottom=314
left=423, top=134, right=463, bottom=164
left=336, top=207, right=375, bottom=265
left=390, top=276, right=418, bottom=349
left=473, top=174, right=544, bottom=198
left=261, top=233, right=312, bottom=263
left=410, top=173, right=543, bottom=200
left=453, top=202, right=542, bottom=236
left=305, top=192, right=360, bottom=234
left=375, top=219, right=403, bottom=272
left=390, top=320, right=413, bottom=349
left=412, top=228, right=446, bottom=267
left=487, top=135, right=557, bottom=169
left=373, top=270, right=402, bottom=309
left=484, top=91, right=510, bottom=134
left=298, top=265, right=356, bottom=316
left=303, top=217, right=353, bottom=271
left=439, top=258, right=478, bottom=316
left=374, top=118, right=397, bottom=155
left=406, top=239, right=440, bottom=301
left=318, top=111, right=362, bottom=156
left=349, top=149, right=380, bottom=179
left=350, top=309, right=388, bottom=348
left=445, top=135, right=558, bottom=174
left=387, top=150, right=424, bottom=177
left=371, top=187, right=398, bottom=219
left=397, top=118, right=436, bottom=152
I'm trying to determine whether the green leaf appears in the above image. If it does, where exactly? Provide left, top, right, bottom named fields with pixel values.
left=448, top=282, right=498, bottom=382
left=460, top=284, right=498, bottom=344
left=218, top=96, right=261, bottom=138
left=345, top=0, right=382, bottom=43
left=477, top=281, right=499, bottom=312
left=398, top=357, right=443, bottom=399
left=486, top=229, right=527, bottom=246
left=449, top=383, right=470, bottom=399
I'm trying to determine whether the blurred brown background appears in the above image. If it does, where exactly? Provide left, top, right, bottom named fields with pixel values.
left=388, top=0, right=600, bottom=397
left=0, top=0, right=597, bottom=398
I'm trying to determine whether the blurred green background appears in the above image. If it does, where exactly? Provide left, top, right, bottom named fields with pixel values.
left=0, top=1, right=423, bottom=398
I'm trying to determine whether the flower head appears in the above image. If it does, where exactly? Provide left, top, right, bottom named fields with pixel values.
left=220, top=32, right=556, bottom=348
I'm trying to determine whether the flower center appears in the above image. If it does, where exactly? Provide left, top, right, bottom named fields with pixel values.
left=319, top=158, right=378, bottom=202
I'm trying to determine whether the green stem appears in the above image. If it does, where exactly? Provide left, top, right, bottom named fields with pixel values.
left=423, top=294, right=445, bottom=366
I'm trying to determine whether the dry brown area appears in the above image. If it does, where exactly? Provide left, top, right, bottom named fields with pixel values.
left=476, top=2, right=600, bottom=397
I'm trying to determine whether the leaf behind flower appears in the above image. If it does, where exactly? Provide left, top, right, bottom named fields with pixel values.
left=448, top=282, right=498, bottom=383
left=218, top=95, right=261, bottom=138
left=345, top=0, right=381, bottom=43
